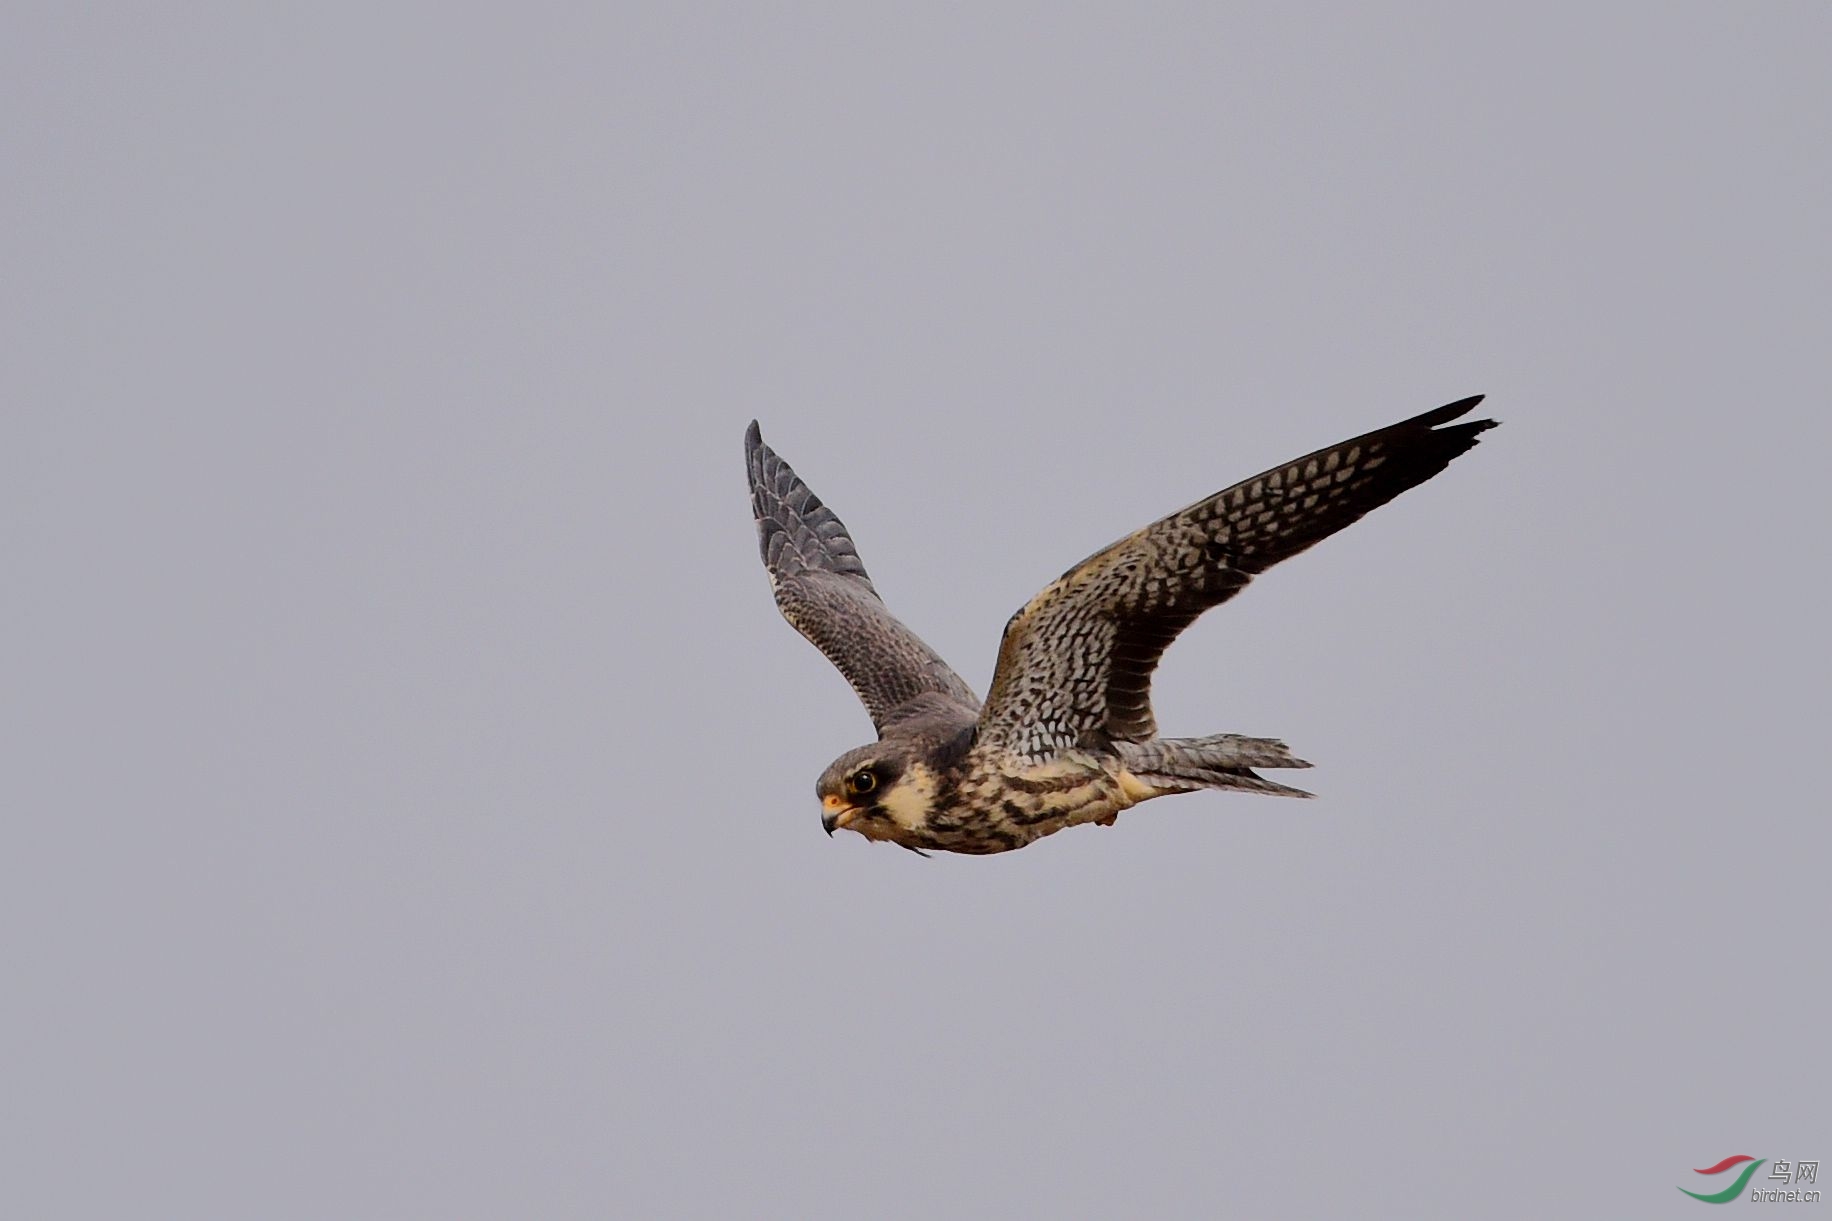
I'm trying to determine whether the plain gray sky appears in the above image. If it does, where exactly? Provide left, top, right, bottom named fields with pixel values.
left=4, top=3, right=1827, bottom=1218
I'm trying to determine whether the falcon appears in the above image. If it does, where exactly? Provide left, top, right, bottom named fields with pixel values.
left=745, top=397, right=1497, bottom=855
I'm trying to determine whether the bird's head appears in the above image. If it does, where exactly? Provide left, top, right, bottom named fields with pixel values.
left=815, top=742, right=934, bottom=844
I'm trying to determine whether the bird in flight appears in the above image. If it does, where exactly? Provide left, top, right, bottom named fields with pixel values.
left=745, top=397, right=1497, bottom=855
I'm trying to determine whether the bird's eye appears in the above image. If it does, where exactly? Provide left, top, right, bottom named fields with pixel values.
left=848, top=769, right=877, bottom=795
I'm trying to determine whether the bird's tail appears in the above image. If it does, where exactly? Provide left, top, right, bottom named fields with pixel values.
left=1116, top=735, right=1314, bottom=799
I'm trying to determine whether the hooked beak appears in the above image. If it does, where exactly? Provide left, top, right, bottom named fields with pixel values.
left=821, top=793, right=859, bottom=837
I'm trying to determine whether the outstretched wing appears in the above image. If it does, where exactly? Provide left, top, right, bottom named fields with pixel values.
left=746, top=422, right=980, bottom=731
left=978, top=396, right=1497, bottom=760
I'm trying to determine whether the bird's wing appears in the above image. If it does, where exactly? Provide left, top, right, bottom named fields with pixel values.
left=746, top=422, right=980, bottom=731
left=977, top=396, right=1497, bottom=760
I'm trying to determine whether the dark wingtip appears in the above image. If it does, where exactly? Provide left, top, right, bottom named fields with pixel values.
left=1413, top=395, right=1498, bottom=445
left=1417, top=394, right=1485, bottom=428
left=745, top=419, right=763, bottom=451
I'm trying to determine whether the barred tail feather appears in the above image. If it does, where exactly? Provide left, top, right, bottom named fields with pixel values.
left=1134, top=768, right=1315, bottom=799
left=1117, top=735, right=1315, bottom=799
left=1121, top=733, right=1312, bottom=772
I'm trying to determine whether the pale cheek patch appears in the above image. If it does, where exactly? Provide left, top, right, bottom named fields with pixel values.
left=877, top=763, right=939, bottom=831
